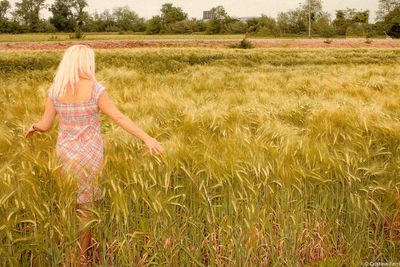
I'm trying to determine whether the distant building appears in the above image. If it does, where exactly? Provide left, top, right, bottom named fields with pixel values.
left=203, top=10, right=216, bottom=20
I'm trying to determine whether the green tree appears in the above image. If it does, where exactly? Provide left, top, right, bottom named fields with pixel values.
left=113, top=6, right=145, bottom=32
left=300, top=0, right=324, bottom=35
left=189, top=18, right=206, bottom=32
left=369, top=21, right=386, bottom=36
left=210, top=6, right=229, bottom=20
left=348, top=10, right=369, bottom=37
left=49, top=0, right=75, bottom=32
left=164, top=19, right=191, bottom=34
left=0, top=0, right=10, bottom=19
left=13, top=0, right=46, bottom=32
left=276, top=0, right=324, bottom=35
left=146, top=15, right=162, bottom=34
left=146, top=3, right=189, bottom=34
left=276, top=12, right=290, bottom=34
left=161, top=18, right=204, bottom=34
left=277, top=9, right=306, bottom=34
left=160, top=3, right=187, bottom=25
left=205, top=6, right=231, bottom=34
left=84, top=9, right=113, bottom=32
left=300, top=0, right=323, bottom=20
left=97, top=9, right=114, bottom=32
left=0, top=0, right=10, bottom=33
left=68, top=0, right=88, bottom=38
left=315, top=15, right=334, bottom=39
left=333, top=9, right=370, bottom=36
left=383, top=5, right=400, bottom=37
left=352, top=10, right=369, bottom=23
left=332, top=10, right=350, bottom=35
left=206, top=18, right=222, bottom=34
left=376, top=0, right=400, bottom=21
left=225, top=20, right=247, bottom=34
left=247, top=15, right=277, bottom=35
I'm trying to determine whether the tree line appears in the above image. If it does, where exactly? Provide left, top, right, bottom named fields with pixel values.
left=0, top=0, right=399, bottom=38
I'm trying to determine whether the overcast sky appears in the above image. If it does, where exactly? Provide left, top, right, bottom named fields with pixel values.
left=9, top=0, right=380, bottom=22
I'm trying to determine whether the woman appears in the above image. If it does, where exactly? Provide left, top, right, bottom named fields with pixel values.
left=25, top=44, right=165, bottom=266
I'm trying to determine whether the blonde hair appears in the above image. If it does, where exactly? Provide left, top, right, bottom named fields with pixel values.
left=49, top=45, right=96, bottom=99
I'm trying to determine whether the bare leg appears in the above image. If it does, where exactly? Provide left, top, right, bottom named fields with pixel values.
left=77, top=203, right=92, bottom=266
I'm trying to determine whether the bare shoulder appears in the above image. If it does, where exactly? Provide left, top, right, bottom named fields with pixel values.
left=81, top=79, right=95, bottom=87
left=96, top=80, right=106, bottom=86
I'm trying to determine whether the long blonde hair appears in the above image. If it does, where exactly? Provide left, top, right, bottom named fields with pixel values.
left=49, top=45, right=96, bottom=99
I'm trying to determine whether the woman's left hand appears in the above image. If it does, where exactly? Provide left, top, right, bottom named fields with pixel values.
left=144, top=137, right=165, bottom=156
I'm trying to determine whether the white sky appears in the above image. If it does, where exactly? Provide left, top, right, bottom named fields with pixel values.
left=9, top=0, right=380, bottom=22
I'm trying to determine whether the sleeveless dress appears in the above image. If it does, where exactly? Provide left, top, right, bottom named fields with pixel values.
left=49, top=81, right=106, bottom=205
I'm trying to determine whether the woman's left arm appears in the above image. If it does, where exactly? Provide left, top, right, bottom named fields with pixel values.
left=25, top=97, right=56, bottom=138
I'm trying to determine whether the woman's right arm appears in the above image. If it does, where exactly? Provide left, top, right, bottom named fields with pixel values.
left=25, top=97, right=56, bottom=138
left=98, top=91, right=164, bottom=155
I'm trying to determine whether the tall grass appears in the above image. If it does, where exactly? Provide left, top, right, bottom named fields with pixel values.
left=1, top=49, right=400, bottom=266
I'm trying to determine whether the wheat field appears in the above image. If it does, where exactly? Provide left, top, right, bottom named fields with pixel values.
left=1, top=48, right=400, bottom=266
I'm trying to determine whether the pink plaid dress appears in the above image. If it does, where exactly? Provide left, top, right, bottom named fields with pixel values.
left=49, top=81, right=106, bottom=205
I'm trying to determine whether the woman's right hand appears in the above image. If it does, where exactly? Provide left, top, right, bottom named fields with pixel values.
left=25, top=124, right=36, bottom=138
left=144, top=137, right=165, bottom=156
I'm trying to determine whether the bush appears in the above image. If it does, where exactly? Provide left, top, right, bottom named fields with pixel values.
left=205, top=19, right=222, bottom=34
left=225, top=20, right=247, bottom=34
left=0, top=20, right=30, bottom=33
left=346, top=22, right=367, bottom=37
left=69, top=30, right=85, bottom=40
left=388, top=24, right=400, bottom=38
left=163, top=19, right=194, bottom=34
left=35, top=20, right=57, bottom=33
left=257, top=26, right=278, bottom=36
left=105, top=25, right=122, bottom=32
left=228, top=38, right=254, bottom=49
left=365, top=38, right=373, bottom=44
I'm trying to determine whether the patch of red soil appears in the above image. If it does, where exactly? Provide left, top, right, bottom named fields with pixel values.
left=0, top=38, right=399, bottom=50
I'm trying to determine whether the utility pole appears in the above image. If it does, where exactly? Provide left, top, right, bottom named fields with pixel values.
left=308, top=0, right=311, bottom=38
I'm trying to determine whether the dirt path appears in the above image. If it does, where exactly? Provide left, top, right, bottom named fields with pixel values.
left=0, top=38, right=399, bottom=50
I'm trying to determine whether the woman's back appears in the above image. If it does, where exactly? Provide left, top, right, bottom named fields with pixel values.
left=49, top=79, right=106, bottom=204
left=56, top=79, right=94, bottom=105
left=50, top=80, right=105, bottom=141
